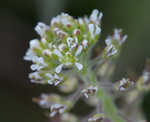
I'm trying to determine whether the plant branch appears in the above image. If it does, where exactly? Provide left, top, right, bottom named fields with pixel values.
left=81, top=68, right=126, bottom=122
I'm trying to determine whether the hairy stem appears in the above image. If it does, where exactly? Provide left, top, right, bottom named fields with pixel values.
left=83, top=69, right=125, bottom=122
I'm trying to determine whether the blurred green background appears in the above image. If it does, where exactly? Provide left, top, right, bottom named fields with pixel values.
left=0, top=0, right=150, bottom=122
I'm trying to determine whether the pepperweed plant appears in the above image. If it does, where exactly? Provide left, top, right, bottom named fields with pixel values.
left=24, top=9, right=148, bottom=122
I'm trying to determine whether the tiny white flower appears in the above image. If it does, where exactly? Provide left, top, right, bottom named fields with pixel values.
left=58, top=43, right=66, bottom=51
left=52, top=45, right=56, bottom=49
left=43, top=49, right=52, bottom=56
left=90, top=9, right=103, bottom=25
left=54, top=81, right=60, bottom=86
left=50, top=111, right=57, bottom=117
left=37, top=94, right=50, bottom=106
left=51, top=17, right=60, bottom=25
left=61, top=18, right=70, bottom=26
left=109, top=48, right=117, bottom=56
left=78, top=18, right=84, bottom=25
left=32, top=56, right=46, bottom=66
left=120, top=78, right=127, bottom=86
left=143, top=71, right=149, bottom=82
left=29, top=39, right=40, bottom=49
left=35, top=22, right=49, bottom=37
left=53, top=27, right=59, bottom=32
left=50, top=104, right=66, bottom=117
left=84, top=17, right=89, bottom=24
left=53, top=49, right=63, bottom=57
left=48, top=80, right=53, bottom=85
left=105, top=37, right=112, bottom=46
left=59, top=13, right=71, bottom=25
left=75, top=62, right=83, bottom=71
left=39, top=99, right=47, bottom=106
left=38, top=57, right=45, bottom=65
left=30, top=64, right=44, bottom=71
left=61, top=12, right=69, bottom=17
left=54, top=27, right=67, bottom=39
left=30, top=64, right=38, bottom=71
left=82, top=89, right=89, bottom=98
left=75, top=45, right=83, bottom=56
left=98, top=12, right=103, bottom=21
left=46, top=73, right=54, bottom=85
left=56, top=30, right=67, bottom=38
left=95, top=25, right=101, bottom=35
left=67, top=37, right=73, bottom=47
left=24, top=49, right=35, bottom=61
left=82, top=40, right=88, bottom=48
left=55, top=64, right=64, bottom=73
left=45, top=73, right=53, bottom=78
left=88, top=24, right=95, bottom=38
left=67, top=37, right=78, bottom=50
left=82, top=86, right=98, bottom=98
left=73, top=29, right=80, bottom=35
left=114, top=29, right=127, bottom=45
left=31, top=56, right=39, bottom=63
left=114, top=29, right=121, bottom=41
left=29, top=72, right=41, bottom=80
left=41, top=38, right=47, bottom=44
left=54, top=73, right=63, bottom=86
left=30, top=79, right=45, bottom=84
left=45, top=73, right=63, bottom=85
left=106, top=44, right=118, bottom=57
left=90, top=9, right=99, bottom=22
left=54, top=80, right=61, bottom=86
left=119, top=78, right=134, bottom=91
left=120, top=35, right=128, bottom=44
left=119, top=87, right=126, bottom=91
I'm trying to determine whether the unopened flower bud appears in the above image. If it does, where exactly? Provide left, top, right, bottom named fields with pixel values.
left=50, top=104, right=66, bottom=117
left=82, top=86, right=98, bottom=98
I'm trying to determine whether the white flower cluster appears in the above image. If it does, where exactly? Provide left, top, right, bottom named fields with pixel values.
left=105, top=29, right=127, bottom=57
left=24, top=9, right=131, bottom=121
left=33, top=94, right=60, bottom=108
left=35, top=93, right=52, bottom=108
left=32, top=93, right=72, bottom=117
left=24, top=9, right=102, bottom=86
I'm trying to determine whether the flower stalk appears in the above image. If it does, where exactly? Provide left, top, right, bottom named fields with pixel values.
left=79, top=64, right=125, bottom=122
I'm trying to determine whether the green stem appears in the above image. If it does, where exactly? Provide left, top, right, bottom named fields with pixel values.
left=79, top=50, right=125, bottom=122
left=85, top=70, right=125, bottom=122
left=97, top=87, right=125, bottom=122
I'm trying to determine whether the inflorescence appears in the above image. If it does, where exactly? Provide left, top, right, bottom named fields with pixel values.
left=24, top=9, right=135, bottom=122
left=24, top=9, right=103, bottom=86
